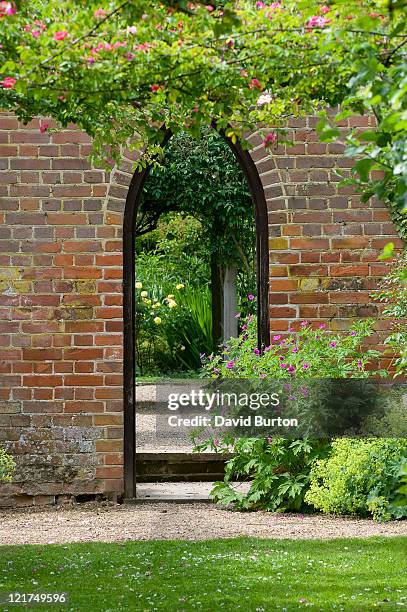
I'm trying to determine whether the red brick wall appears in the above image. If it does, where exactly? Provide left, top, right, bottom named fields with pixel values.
left=0, top=111, right=403, bottom=506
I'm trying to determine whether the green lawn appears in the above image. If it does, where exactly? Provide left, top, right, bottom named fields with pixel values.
left=0, top=537, right=406, bottom=611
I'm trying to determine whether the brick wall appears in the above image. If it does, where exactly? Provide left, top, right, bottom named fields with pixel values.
left=0, top=111, right=403, bottom=506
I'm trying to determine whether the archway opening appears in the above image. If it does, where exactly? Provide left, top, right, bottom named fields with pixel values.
left=123, top=129, right=269, bottom=499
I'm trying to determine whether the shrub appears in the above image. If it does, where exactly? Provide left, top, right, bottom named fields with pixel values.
left=0, top=448, right=15, bottom=483
left=203, top=436, right=331, bottom=512
left=203, top=316, right=382, bottom=379
left=135, top=282, right=213, bottom=374
left=305, top=438, right=407, bottom=521
left=375, top=251, right=407, bottom=376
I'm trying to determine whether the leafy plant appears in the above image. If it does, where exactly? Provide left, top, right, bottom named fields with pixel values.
left=305, top=438, right=407, bottom=521
left=203, top=316, right=383, bottom=379
left=0, top=448, right=15, bottom=483
left=375, top=251, right=407, bottom=376
left=196, top=436, right=331, bottom=512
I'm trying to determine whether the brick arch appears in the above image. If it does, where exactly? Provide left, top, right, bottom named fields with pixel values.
left=121, top=130, right=271, bottom=498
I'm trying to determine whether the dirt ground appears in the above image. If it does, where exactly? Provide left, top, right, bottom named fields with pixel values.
left=1, top=502, right=406, bottom=546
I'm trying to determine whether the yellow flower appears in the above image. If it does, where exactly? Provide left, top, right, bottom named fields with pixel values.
left=167, top=299, right=177, bottom=308
left=153, top=316, right=162, bottom=325
left=135, top=282, right=143, bottom=289
left=140, top=291, right=148, bottom=297
left=167, top=294, right=174, bottom=299
left=152, top=302, right=161, bottom=309
left=176, top=284, right=184, bottom=290
left=180, top=345, right=186, bottom=351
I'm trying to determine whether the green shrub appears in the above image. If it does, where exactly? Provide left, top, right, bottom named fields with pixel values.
left=305, top=438, right=407, bottom=521
left=0, top=448, right=15, bottom=483
left=375, top=252, right=407, bottom=376
left=196, top=436, right=331, bottom=512
left=204, top=316, right=382, bottom=379
left=135, top=282, right=213, bottom=374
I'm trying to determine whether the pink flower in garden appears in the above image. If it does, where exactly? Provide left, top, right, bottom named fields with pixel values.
left=125, top=52, right=135, bottom=61
left=280, top=363, right=288, bottom=369
left=114, top=41, right=127, bottom=48
left=273, top=335, right=281, bottom=342
left=263, top=132, right=277, bottom=147
left=31, top=29, right=41, bottom=38
left=0, top=2, right=16, bottom=16
left=94, top=8, right=108, bottom=18
left=253, top=348, right=260, bottom=356
left=150, top=84, right=160, bottom=92
left=292, top=347, right=299, bottom=353
left=213, top=438, right=219, bottom=447
left=127, top=26, right=137, bottom=34
left=227, top=361, right=235, bottom=369
left=24, top=24, right=31, bottom=32
left=301, top=321, right=309, bottom=327
left=320, top=5, right=330, bottom=14
left=270, top=2, right=282, bottom=8
left=267, top=436, right=273, bottom=443
left=54, top=30, right=69, bottom=41
left=257, top=92, right=272, bottom=107
left=0, top=76, right=16, bottom=89
left=357, top=359, right=363, bottom=369
left=264, top=345, right=271, bottom=352
left=249, top=78, right=263, bottom=90
left=330, top=341, right=337, bottom=348
left=248, top=294, right=255, bottom=301
left=39, top=121, right=50, bottom=133
left=306, top=15, right=331, bottom=28
left=34, top=20, right=46, bottom=31
left=350, top=331, right=357, bottom=336
left=206, top=5, right=214, bottom=11
left=234, top=313, right=240, bottom=319
left=242, top=324, right=248, bottom=331
left=256, top=1, right=266, bottom=8
left=319, top=323, right=326, bottom=329
left=287, top=365, right=296, bottom=373
left=303, top=363, right=310, bottom=370
left=87, top=56, right=96, bottom=64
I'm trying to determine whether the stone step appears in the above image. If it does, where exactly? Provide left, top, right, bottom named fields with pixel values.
left=135, top=451, right=233, bottom=482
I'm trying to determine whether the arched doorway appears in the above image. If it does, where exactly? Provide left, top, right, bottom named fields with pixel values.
left=122, top=131, right=269, bottom=498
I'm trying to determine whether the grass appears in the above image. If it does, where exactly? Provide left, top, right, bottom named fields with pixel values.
left=0, top=537, right=406, bottom=611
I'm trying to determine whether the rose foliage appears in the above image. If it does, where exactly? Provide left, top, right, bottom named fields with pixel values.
left=0, top=1, right=406, bottom=230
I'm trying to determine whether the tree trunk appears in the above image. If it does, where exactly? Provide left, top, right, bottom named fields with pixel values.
left=211, top=253, right=223, bottom=348
left=223, top=264, right=238, bottom=341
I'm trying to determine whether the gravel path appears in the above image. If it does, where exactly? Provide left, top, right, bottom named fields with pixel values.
left=1, top=502, right=406, bottom=546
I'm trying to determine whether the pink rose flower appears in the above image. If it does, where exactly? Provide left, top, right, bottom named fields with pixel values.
left=54, top=30, right=69, bottom=41
left=94, top=8, right=107, bottom=18
left=39, top=121, right=50, bottom=133
left=0, top=2, right=16, bottom=16
left=257, top=92, right=272, bottom=107
left=306, top=15, right=331, bottom=28
left=263, top=132, right=277, bottom=147
left=0, top=76, right=16, bottom=89
left=320, top=5, right=330, bottom=14
left=150, top=84, right=160, bottom=92
left=249, top=78, right=262, bottom=90
left=226, top=361, right=235, bottom=369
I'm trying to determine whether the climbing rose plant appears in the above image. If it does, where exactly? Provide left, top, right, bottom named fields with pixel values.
left=0, top=1, right=406, bottom=230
